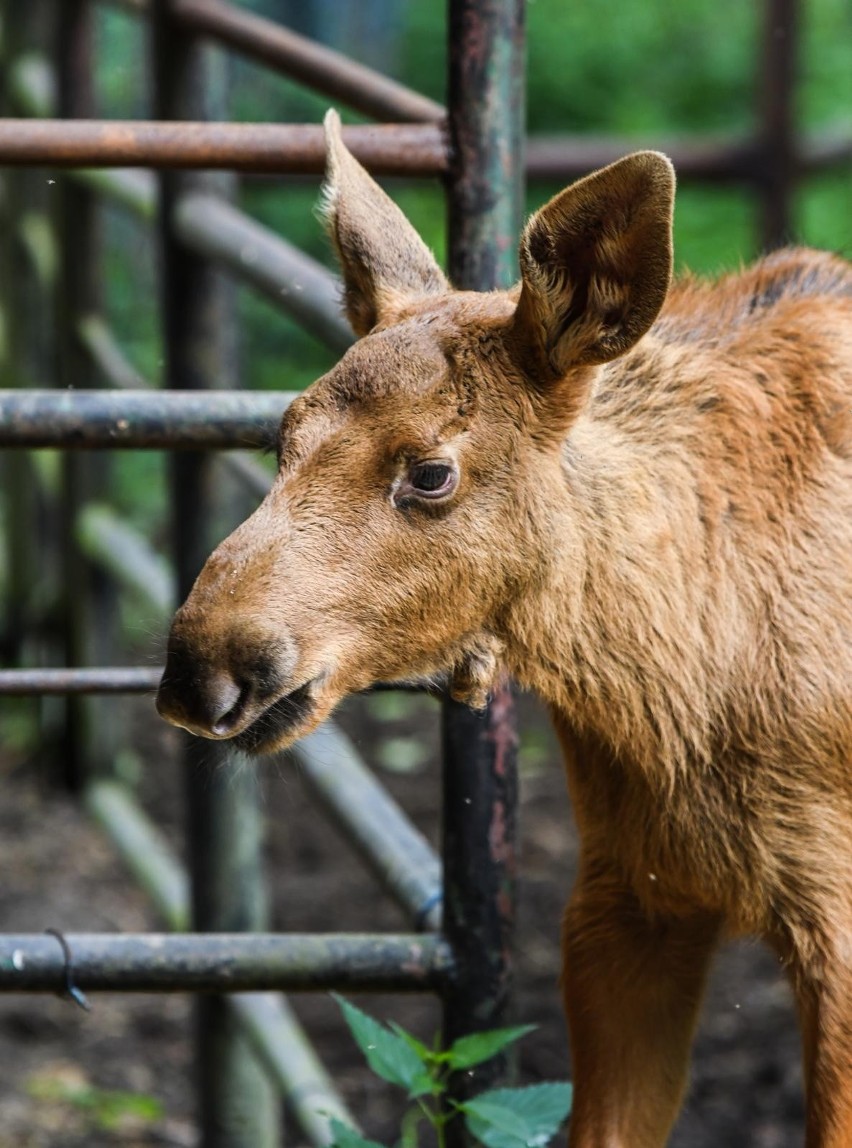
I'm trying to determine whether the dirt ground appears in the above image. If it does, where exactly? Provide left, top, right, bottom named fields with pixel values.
left=0, top=690, right=805, bottom=1147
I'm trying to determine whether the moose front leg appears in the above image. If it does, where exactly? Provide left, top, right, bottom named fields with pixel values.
left=562, top=862, right=721, bottom=1148
left=786, top=936, right=852, bottom=1147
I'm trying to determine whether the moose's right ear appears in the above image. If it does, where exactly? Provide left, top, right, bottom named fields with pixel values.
left=510, top=151, right=675, bottom=379
left=321, top=110, right=448, bottom=338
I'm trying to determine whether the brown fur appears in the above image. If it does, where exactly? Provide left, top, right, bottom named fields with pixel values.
left=157, top=110, right=852, bottom=1146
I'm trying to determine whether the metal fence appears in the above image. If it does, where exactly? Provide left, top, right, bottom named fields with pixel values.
left=0, top=0, right=847, bottom=1145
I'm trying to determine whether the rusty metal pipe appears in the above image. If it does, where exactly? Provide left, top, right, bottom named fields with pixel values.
left=0, top=118, right=448, bottom=174
left=6, top=50, right=850, bottom=189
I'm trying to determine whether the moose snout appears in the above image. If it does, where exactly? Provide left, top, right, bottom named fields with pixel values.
left=156, top=624, right=298, bottom=740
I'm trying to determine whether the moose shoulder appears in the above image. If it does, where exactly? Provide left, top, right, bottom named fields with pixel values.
left=157, top=110, right=852, bottom=1147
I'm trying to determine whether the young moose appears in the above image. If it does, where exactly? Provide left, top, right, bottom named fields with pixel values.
left=157, top=111, right=852, bottom=1147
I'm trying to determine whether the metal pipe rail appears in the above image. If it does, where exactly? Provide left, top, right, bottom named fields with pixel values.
left=0, top=119, right=448, bottom=174
left=0, top=667, right=163, bottom=693
left=170, top=0, right=445, bottom=125
left=0, top=933, right=454, bottom=993
left=525, top=128, right=852, bottom=184
left=0, top=389, right=293, bottom=449
left=5, top=112, right=851, bottom=186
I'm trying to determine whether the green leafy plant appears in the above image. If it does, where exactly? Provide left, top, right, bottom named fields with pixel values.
left=330, top=995, right=572, bottom=1148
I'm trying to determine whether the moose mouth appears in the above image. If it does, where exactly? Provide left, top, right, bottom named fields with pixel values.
left=232, top=681, right=316, bottom=754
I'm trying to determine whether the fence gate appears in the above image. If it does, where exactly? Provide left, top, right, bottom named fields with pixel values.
left=0, top=0, right=523, bottom=1144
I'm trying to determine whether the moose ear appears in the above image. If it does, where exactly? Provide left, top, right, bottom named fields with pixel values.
left=510, top=152, right=675, bottom=378
left=321, top=110, right=448, bottom=337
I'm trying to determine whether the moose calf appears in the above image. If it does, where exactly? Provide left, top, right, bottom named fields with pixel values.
left=158, top=110, right=852, bottom=1147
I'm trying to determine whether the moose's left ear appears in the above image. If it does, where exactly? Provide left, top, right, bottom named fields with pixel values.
left=321, top=110, right=448, bottom=337
left=510, top=151, right=675, bottom=378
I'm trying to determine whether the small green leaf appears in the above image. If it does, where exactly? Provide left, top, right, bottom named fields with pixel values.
left=388, top=1021, right=438, bottom=1066
left=446, top=1025, right=537, bottom=1070
left=333, top=995, right=432, bottom=1098
left=462, top=1084, right=573, bottom=1148
left=329, top=1117, right=388, bottom=1148
left=463, top=1100, right=530, bottom=1142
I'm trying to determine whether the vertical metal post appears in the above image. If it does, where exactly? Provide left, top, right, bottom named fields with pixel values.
left=0, top=0, right=54, bottom=668
left=758, top=0, right=798, bottom=250
left=55, top=0, right=118, bottom=790
left=151, top=3, right=279, bottom=1145
left=442, top=0, right=524, bottom=1127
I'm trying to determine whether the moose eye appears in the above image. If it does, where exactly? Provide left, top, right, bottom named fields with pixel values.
left=392, top=459, right=461, bottom=509
left=411, top=459, right=457, bottom=491
left=408, top=460, right=457, bottom=498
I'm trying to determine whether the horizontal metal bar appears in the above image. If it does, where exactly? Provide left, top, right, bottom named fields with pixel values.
left=0, top=666, right=436, bottom=697
left=0, top=933, right=454, bottom=992
left=0, top=390, right=292, bottom=448
left=172, top=0, right=444, bottom=124
left=292, top=723, right=444, bottom=932
left=0, top=667, right=163, bottom=694
left=525, top=134, right=760, bottom=183
left=7, top=56, right=850, bottom=187
left=86, top=781, right=189, bottom=931
left=231, top=993, right=356, bottom=1144
left=73, top=314, right=276, bottom=494
left=0, top=119, right=448, bottom=175
left=525, top=129, right=852, bottom=183
left=174, top=191, right=353, bottom=353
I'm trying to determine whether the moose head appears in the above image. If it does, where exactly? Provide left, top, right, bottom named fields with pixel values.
left=156, top=111, right=674, bottom=754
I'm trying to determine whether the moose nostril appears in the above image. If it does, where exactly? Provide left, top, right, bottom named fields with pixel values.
left=207, top=674, right=248, bottom=736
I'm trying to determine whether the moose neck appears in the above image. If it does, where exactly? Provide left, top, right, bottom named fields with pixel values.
left=502, top=344, right=726, bottom=779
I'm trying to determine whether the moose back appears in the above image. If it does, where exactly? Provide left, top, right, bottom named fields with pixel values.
left=157, top=111, right=852, bottom=1147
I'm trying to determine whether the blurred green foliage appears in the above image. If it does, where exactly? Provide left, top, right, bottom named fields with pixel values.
left=82, top=0, right=851, bottom=540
